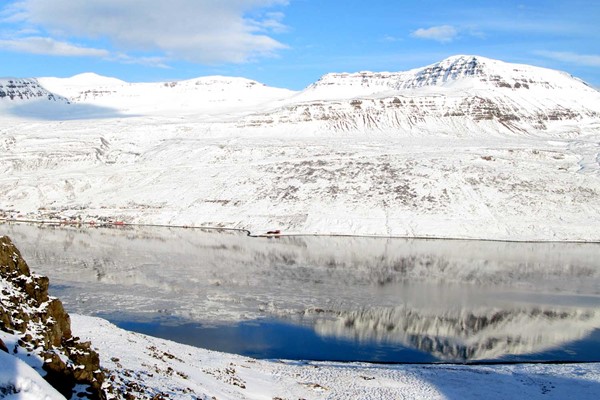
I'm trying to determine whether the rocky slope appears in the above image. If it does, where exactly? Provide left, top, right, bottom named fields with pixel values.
left=0, top=78, right=68, bottom=103
left=0, top=236, right=105, bottom=399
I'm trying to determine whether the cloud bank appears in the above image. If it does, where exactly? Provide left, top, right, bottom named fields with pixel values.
left=0, top=0, right=288, bottom=65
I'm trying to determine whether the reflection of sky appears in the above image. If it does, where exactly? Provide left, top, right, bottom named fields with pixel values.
left=4, top=223, right=600, bottom=362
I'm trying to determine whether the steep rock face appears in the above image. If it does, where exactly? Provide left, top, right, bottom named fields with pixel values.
left=0, top=78, right=67, bottom=103
left=242, top=90, right=599, bottom=135
left=0, top=236, right=105, bottom=399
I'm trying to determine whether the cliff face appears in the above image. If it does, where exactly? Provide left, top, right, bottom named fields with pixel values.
left=0, top=235, right=105, bottom=399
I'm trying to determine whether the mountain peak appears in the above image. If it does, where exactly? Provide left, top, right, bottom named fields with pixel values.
left=62, top=73, right=126, bottom=86
left=298, top=54, right=599, bottom=102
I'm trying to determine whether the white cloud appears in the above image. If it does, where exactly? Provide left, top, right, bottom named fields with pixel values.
left=0, top=36, right=109, bottom=57
left=411, top=25, right=458, bottom=43
left=2, top=0, right=289, bottom=64
left=535, top=51, right=600, bottom=67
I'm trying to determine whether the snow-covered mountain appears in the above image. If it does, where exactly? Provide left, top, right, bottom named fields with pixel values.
left=3, top=55, right=599, bottom=136
left=301, top=55, right=597, bottom=96
left=240, top=55, right=600, bottom=135
left=37, top=73, right=295, bottom=116
left=1, top=56, right=600, bottom=240
left=0, top=78, right=68, bottom=103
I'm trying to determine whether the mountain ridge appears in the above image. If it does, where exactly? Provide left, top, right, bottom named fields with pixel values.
left=3, top=54, right=597, bottom=93
left=1, top=55, right=600, bottom=137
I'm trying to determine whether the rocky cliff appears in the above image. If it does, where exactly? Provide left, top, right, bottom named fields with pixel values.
left=0, top=235, right=105, bottom=399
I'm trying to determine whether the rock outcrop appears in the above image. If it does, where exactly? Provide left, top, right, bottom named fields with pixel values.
left=0, top=235, right=106, bottom=399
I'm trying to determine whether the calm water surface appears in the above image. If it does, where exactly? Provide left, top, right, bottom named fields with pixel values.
left=3, top=223, right=600, bottom=363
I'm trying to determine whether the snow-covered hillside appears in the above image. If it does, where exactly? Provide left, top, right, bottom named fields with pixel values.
left=251, top=55, right=600, bottom=136
left=0, top=78, right=67, bottom=103
left=1, top=56, right=600, bottom=240
left=71, top=313, right=600, bottom=400
left=38, top=73, right=295, bottom=117
left=7, top=55, right=599, bottom=136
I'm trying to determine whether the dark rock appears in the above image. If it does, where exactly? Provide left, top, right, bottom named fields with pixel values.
left=43, top=298, right=72, bottom=347
left=0, top=338, right=8, bottom=353
left=0, top=235, right=107, bottom=399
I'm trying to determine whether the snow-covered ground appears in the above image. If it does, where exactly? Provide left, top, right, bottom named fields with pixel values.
left=1, top=55, right=600, bottom=241
left=68, top=314, right=600, bottom=399
left=3, top=311, right=599, bottom=400
left=0, top=330, right=66, bottom=400
left=1, top=118, right=600, bottom=241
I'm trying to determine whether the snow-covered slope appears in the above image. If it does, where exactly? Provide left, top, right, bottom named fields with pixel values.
left=0, top=349, right=66, bottom=400
left=70, top=313, right=600, bottom=400
left=1, top=56, right=600, bottom=240
left=38, top=74, right=295, bottom=116
left=0, top=78, right=67, bottom=103
left=244, top=55, right=600, bottom=136
left=298, top=55, right=598, bottom=98
left=0, top=78, right=78, bottom=120
left=4, top=55, right=600, bottom=135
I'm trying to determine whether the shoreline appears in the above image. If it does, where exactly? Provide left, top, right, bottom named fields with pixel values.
left=71, top=313, right=600, bottom=400
left=2, top=217, right=600, bottom=244
left=3, top=226, right=600, bottom=398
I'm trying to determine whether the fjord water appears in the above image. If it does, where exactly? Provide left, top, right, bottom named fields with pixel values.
left=3, top=223, right=600, bottom=363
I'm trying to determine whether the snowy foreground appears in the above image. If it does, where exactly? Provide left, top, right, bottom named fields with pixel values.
left=0, top=349, right=65, bottom=400
left=7, top=314, right=598, bottom=400
left=38, top=315, right=600, bottom=399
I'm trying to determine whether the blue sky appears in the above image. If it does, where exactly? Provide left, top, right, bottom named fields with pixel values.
left=1, top=0, right=599, bottom=89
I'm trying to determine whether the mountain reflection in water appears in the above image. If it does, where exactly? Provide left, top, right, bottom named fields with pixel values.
left=311, top=306, right=599, bottom=361
left=3, top=223, right=600, bottom=362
